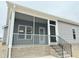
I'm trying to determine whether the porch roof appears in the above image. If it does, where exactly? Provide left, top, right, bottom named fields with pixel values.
left=6, top=1, right=79, bottom=26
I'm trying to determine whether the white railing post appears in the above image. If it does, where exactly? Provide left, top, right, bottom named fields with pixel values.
left=56, top=20, right=59, bottom=44
left=33, top=16, right=35, bottom=45
left=48, top=20, right=50, bottom=45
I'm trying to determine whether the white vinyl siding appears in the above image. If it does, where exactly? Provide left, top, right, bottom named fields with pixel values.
left=58, top=21, right=79, bottom=44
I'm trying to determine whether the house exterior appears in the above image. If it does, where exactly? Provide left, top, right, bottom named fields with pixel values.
left=3, top=2, right=79, bottom=58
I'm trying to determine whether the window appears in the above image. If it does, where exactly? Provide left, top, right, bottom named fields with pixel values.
left=50, top=20, right=56, bottom=42
left=72, top=29, right=76, bottom=39
left=50, top=26, right=55, bottom=35
left=18, top=25, right=25, bottom=39
left=50, top=37, right=56, bottom=42
left=50, top=21, right=56, bottom=25
left=18, top=25, right=32, bottom=40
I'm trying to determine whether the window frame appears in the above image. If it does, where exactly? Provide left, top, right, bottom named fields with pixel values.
left=18, top=25, right=32, bottom=40
left=72, top=29, right=76, bottom=40
left=18, top=25, right=26, bottom=40
left=49, top=20, right=56, bottom=42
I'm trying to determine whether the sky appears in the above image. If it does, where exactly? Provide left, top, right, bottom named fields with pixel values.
left=0, top=1, right=79, bottom=38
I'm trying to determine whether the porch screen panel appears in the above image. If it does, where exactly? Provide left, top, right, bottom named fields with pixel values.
left=13, top=12, right=48, bottom=45
left=13, top=12, right=33, bottom=45
left=34, top=17, right=48, bottom=45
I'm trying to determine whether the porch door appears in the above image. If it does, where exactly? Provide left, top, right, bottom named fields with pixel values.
left=39, top=27, right=45, bottom=44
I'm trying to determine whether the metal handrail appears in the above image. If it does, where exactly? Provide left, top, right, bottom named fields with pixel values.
left=58, top=36, right=72, bottom=57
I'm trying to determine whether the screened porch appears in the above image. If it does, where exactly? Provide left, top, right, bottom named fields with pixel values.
left=12, top=12, right=56, bottom=45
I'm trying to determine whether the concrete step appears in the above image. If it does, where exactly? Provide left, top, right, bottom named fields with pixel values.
left=55, top=54, right=63, bottom=58
left=55, top=49, right=62, bottom=51
left=50, top=45, right=71, bottom=58
left=56, top=51, right=71, bottom=56
left=51, top=46, right=62, bottom=51
left=64, top=53, right=71, bottom=56
left=52, top=46, right=62, bottom=48
left=55, top=53, right=71, bottom=58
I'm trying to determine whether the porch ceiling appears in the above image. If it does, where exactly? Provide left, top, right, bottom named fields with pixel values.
left=15, top=12, right=47, bottom=24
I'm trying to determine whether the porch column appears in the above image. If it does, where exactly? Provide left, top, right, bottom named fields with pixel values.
left=56, top=20, right=59, bottom=43
left=7, top=3, right=15, bottom=58
left=33, top=16, right=35, bottom=45
left=48, top=20, right=50, bottom=45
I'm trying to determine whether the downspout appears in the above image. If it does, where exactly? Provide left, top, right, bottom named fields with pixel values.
left=6, top=3, right=12, bottom=58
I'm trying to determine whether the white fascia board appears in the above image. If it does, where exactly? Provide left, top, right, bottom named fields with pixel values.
left=6, top=2, right=79, bottom=26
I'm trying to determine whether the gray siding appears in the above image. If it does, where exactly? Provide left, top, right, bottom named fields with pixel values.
left=3, top=27, right=8, bottom=43
left=58, top=21, right=79, bottom=44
